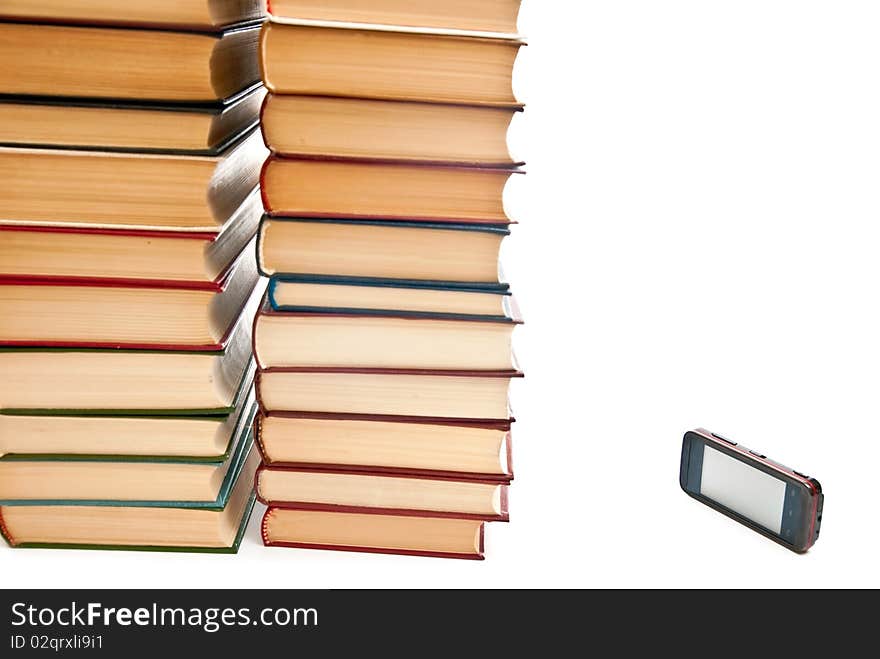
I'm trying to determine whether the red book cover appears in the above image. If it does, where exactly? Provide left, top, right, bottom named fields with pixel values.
left=255, top=367, right=522, bottom=424
left=254, top=414, right=515, bottom=483
left=253, top=300, right=522, bottom=369
left=0, top=246, right=258, bottom=351
left=257, top=409, right=513, bottom=430
left=255, top=462, right=510, bottom=521
left=0, top=224, right=222, bottom=292
left=261, top=506, right=486, bottom=560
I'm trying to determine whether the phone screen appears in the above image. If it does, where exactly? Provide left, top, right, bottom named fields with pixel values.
left=699, top=445, right=786, bottom=534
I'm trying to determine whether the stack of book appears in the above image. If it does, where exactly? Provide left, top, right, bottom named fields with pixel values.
left=0, top=1, right=268, bottom=553
left=254, top=1, right=525, bottom=560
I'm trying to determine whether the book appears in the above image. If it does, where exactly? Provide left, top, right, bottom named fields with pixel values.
left=0, top=297, right=259, bottom=414
left=0, top=87, right=265, bottom=154
left=260, top=21, right=523, bottom=106
left=257, top=367, right=522, bottom=421
left=266, top=0, right=522, bottom=34
left=256, top=412, right=514, bottom=481
left=0, top=128, right=265, bottom=231
left=262, top=507, right=485, bottom=560
left=261, top=157, right=519, bottom=223
left=0, top=240, right=259, bottom=349
left=0, top=189, right=262, bottom=284
left=257, top=466, right=509, bottom=521
left=0, top=22, right=261, bottom=102
left=0, top=0, right=266, bottom=31
left=254, top=300, right=520, bottom=370
left=0, top=386, right=256, bottom=462
left=0, top=446, right=260, bottom=552
left=267, top=276, right=513, bottom=320
left=258, top=219, right=508, bottom=283
left=0, top=404, right=255, bottom=506
left=261, top=94, right=522, bottom=165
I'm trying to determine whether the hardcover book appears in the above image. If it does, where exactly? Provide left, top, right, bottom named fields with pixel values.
left=0, top=87, right=265, bottom=155
left=253, top=297, right=520, bottom=370
left=257, top=218, right=509, bottom=283
left=0, top=387, right=256, bottom=463
left=260, top=157, right=520, bottom=223
left=257, top=465, right=509, bottom=521
left=0, top=0, right=266, bottom=31
left=268, top=275, right=514, bottom=321
left=0, top=22, right=261, bottom=102
left=260, top=94, right=522, bottom=166
left=266, top=0, right=522, bottom=34
left=0, top=127, right=266, bottom=232
left=0, top=408, right=256, bottom=507
left=0, top=241, right=260, bottom=349
left=0, top=291, right=261, bottom=414
left=260, top=20, right=523, bottom=106
left=256, top=412, right=514, bottom=481
left=0, top=189, right=262, bottom=284
left=262, top=507, right=486, bottom=560
left=256, top=367, right=522, bottom=421
left=0, top=447, right=261, bottom=552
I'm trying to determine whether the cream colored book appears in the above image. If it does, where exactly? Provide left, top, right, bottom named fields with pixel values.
left=0, top=129, right=266, bottom=232
left=0, top=22, right=260, bottom=102
left=266, top=0, right=521, bottom=34
left=260, top=21, right=524, bottom=105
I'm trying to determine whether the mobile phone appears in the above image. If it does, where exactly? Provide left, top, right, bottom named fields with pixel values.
left=679, top=428, right=823, bottom=553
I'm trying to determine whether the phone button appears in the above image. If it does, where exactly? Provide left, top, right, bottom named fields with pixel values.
left=748, top=450, right=767, bottom=459
left=711, top=432, right=736, bottom=446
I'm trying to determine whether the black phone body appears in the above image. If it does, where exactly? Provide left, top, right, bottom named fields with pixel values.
left=680, top=429, right=823, bottom=553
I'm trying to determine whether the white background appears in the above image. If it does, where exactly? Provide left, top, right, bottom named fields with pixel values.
left=7, top=0, right=880, bottom=588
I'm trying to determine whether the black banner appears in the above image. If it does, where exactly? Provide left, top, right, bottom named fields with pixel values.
left=0, top=589, right=866, bottom=652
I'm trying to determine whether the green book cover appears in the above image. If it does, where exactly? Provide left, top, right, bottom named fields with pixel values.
left=0, top=355, right=255, bottom=418
left=0, top=388, right=256, bottom=465
left=0, top=493, right=257, bottom=554
left=0, top=404, right=256, bottom=509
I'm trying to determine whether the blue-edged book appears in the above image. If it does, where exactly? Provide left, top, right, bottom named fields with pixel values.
left=267, top=274, right=517, bottom=322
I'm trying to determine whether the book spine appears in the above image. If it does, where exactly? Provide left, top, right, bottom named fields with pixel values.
left=258, top=90, right=270, bottom=152
left=260, top=505, right=272, bottom=545
left=255, top=216, right=269, bottom=277
left=267, top=276, right=279, bottom=309
left=253, top=413, right=269, bottom=461
left=0, top=507, right=16, bottom=547
left=258, top=148, right=273, bottom=214
left=252, top=295, right=265, bottom=369
left=504, top=431, right=515, bottom=481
